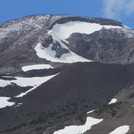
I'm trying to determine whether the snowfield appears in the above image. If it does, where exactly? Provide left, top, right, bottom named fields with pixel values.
left=35, top=43, right=90, bottom=63
left=49, top=21, right=122, bottom=40
left=108, top=98, right=117, bottom=104
left=0, top=73, right=57, bottom=109
left=35, top=21, right=122, bottom=63
left=15, top=74, right=57, bottom=97
left=0, top=74, right=57, bottom=98
left=0, top=97, right=15, bottom=109
left=53, top=117, right=103, bottom=134
left=0, top=76, right=55, bottom=88
left=22, top=64, right=53, bottom=72
left=109, top=125, right=129, bottom=134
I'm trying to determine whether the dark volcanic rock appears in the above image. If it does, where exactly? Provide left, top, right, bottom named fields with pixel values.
left=67, top=28, right=134, bottom=64
left=50, top=16, right=123, bottom=29
left=51, top=41, right=69, bottom=58
left=41, top=35, right=53, bottom=48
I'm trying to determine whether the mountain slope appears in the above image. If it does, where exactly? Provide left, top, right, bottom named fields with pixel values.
left=0, top=14, right=134, bottom=134
left=0, top=14, right=134, bottom=74
left=0, top=62, right=134, bottom=134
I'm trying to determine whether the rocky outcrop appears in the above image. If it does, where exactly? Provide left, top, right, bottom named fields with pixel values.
left=67, top=28, right=134, bottom=64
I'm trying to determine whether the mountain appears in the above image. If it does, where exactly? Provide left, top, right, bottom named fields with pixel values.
left=0, top=14, right=134, bottom=134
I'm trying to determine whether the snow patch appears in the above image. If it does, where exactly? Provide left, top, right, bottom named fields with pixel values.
left=36, top=21, right=121, bottom=63
left=16, top=74, right=57, bottom=97
left=34, top=43, right=90, bottom=63
left=124, top=28, right=134, bottom=38
left=0, top=74, right=57, bottom=97
left=17, top=103, right=23, bottom=106
left=14, top=103, right=23, bottom=108
left=87, top=110, right=95, bottom=114
left=0, top=76, right=54, bottom=87
left=123, top=25, right=131, bottom=29
left=22, top=64, right=53, bottom=72
left=109, top=125, right=129, bottom=134
left=0, top=79, right=11, bottom=87
left=49, top=21, right=122, bottom=40
left=53, top=117, right=103, bottom=134
left=108, top=98, right=117, bottom=104
left=0, top=97, right=15, bottom=109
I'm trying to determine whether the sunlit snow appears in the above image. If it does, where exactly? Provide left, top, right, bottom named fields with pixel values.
left=22, top=64, right=53, bottom=72
left=16, top=74, right=57, bottom=97
left=0, top=79, right=11, bottom=87
left=108, top=98, right=117, bottom=104
left=0, top=76, right=54, bottom=87
left=87, top=110, right=95, bottom=114
left=49, top=21, right=122, bottom=40
left=53, top=117, right=103, bottom=134
left=35, top=21, right=121, bottom=63
left=109, top=125, right=129, bottom=134
left=0, top=97, right=15, bottom=109
left=0, top=74, right=57, bottom=97
left=34, top=43, right=90, bottom=63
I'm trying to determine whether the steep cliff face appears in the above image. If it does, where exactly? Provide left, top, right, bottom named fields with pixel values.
left=0, top=15, right=134, bottom=134
left=67, top=28, right=134, bottom=64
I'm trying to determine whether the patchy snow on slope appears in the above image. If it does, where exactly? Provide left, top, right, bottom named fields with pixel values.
left=0, top=76, right=54, bottom=88
left=108, top=98, right=117, bottom=104
left=53, top=117, right=103, bottom=134
left=16, top=74, right=57, bottom=97
left=109, top=125, right=129, bottom=134
left=16, top=103, right=23, bottom=107
left=16, top=85, right=38, bottom=98
left=49, top=21, right=122, bottom=41
left=0, top=74, right=57, bottom=98
left=87, top=110, right=95, bottom=114
left=34, top=43, right=90, bottom=63
left=0, top=97, right=15, bottom=109
left=0, top=79, right=11, bottom=87
left=22, top=64, right=53, bottom=72
left=13, top=76, right=53, bottom=87
left=36, top=21, right=121, bottom=63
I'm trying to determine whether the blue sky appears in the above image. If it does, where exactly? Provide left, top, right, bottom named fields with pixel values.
left=0, top=0, right=134, bottom=28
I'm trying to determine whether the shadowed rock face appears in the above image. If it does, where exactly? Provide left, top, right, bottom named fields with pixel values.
left=0, top=15, right=134, bottom=134
left=67, top=28, right=134, bottom=64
